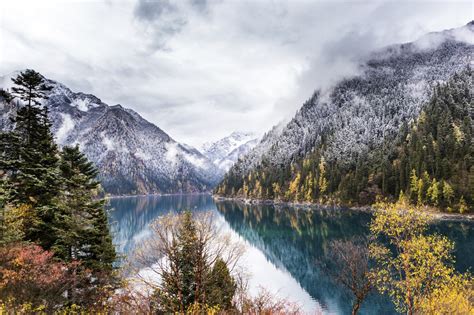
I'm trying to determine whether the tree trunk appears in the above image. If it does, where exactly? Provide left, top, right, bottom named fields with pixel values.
left=352, top=300, right=361, bottom=315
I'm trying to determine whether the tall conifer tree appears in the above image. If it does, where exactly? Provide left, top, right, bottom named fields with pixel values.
left=54, top=145, right=116, bottom=273
left=1, top=69, right=59, bottom=248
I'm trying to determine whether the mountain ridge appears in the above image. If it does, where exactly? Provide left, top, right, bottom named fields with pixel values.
left=216, top=21, right=473, bottom=210
left=0, top=72, right=223, bottom=195
left=225, top=22, right=473, bottom=176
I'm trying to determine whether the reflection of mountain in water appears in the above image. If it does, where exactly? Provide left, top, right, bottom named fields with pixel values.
left=109, top=194, right=215, bottom=255
left=215, top=200, right=394, bottom=314
left=108, top=195, right=473, bottom=314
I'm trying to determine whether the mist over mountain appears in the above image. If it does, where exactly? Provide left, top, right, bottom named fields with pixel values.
left=1, top=1, right=474, bottom=313
left=0, top=73, right=223, bottom=195
left=217, top=21, right=473, bottom=208
left=1, top=22, right=471, bottom=199
left=227, top=22, right=473, bottom=175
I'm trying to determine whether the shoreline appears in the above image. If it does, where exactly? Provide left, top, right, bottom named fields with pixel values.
left=103, top=192, right=473, bottom=222
left=212, top=195, right=474, bottom=222
left=105, top=191, right=213, bottom=199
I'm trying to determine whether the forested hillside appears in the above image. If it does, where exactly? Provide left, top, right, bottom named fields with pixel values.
left=216, top=68, right=473, bottom=212
left=216, top=22, right=474, bottom=213
left=221, top=24, right=472, bottom=179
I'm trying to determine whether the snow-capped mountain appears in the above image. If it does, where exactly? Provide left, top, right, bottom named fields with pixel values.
left=224, top=21, right=474, bottom=179
left=0, top=73, right=223, bottom=195
left=201, top=131, right=259, bottom=171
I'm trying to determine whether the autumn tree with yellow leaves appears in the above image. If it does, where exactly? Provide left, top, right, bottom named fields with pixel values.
left=369, top=198, right=473, bottom=314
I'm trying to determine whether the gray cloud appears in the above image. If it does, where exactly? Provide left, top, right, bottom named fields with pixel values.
left=135, top=0, right=209, bottom=21
left=133, top=0, right=211, bottom=51
left=0, top=0, right=471, bottom=146
left=134, top=0, right=177, bottom=21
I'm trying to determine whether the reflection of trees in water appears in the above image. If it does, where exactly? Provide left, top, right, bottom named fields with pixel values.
left=429, top=221, right=474, bottom=272
left=108, top=195, right=473, bottom=314
left=215, top=201, right=394, bottom=315
left=108, top=194, right=214, bottom=255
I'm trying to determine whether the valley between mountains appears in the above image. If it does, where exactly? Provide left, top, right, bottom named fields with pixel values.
left=1, top=3, right=474, bottom=313
left=0, top=75, right=259, bottom=195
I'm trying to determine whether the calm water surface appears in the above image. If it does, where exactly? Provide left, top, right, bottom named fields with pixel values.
left=108, top=194, right=474, bottom=315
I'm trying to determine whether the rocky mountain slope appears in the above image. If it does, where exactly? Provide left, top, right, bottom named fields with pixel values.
left=201, top=131, right=259, bottom=171
left=0, top=73, right=223, bottom=195
left=217, top=22, right=474, bottom=204
left=225, top=22, right=473, bottom=176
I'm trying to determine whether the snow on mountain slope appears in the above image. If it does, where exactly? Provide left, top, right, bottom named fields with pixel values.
left=0, top=73, right=223, bottom=195
left=201, top=131, right=259, bottom=171
left=227, top=21, right=474, bottom=178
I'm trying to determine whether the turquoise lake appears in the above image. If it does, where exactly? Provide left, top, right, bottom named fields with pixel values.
left=108, top=194, right=474, bottom=314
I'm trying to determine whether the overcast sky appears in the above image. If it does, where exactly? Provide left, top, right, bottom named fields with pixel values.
left=0, top=0, right=471, bottom=146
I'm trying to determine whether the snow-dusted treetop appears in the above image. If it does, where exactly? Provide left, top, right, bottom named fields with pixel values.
left=227, top=21, right=474, bottom=178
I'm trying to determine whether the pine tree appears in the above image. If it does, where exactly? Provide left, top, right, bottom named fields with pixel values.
left=427, top=179, right=440, bottom=206
left=51, top=146, right=116, bottom=305
left=272, top=182, right=281, bottom=199
left=207, top=258, right=236, bottom=310
left=458, top=196, right=468, bottom=214
left=11, top=105, right=60, bottom=203
left=287, top=172, right=301, bottom=201
left=146, top=212, right=240, bottom=313
left=409, top=169, right=419, bottom=203
left=156, top=211, right=198, bottom=312
left=254, top=179, right=263, bottom=198
left=54, top=146, right=115, bottom=272
left=442, top=180, right=454, bottom=207
left=318, top=157, right=328, bottom=195
left=1, top=69, right=59, bottom=248
left=417, top=178, right=424, bottom=205
left=11, top=69, right=52, bottom=106
left=242, top=180, right=249, bottom=197
left=305, top=171, right=314, bottom=201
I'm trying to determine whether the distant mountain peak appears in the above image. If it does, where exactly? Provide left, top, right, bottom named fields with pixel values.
left=201, top=131, right=259, bottom=171
left=229, top=130, right=256, bottom=138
